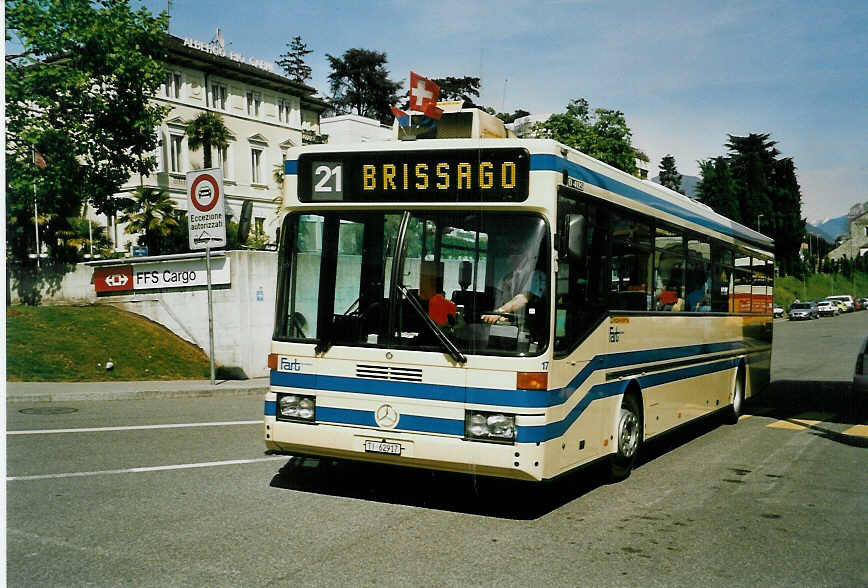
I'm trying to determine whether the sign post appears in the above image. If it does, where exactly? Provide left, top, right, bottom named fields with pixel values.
left=186, top=169, right=227, bottom=385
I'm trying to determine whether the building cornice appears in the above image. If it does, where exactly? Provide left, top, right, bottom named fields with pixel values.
left=164, top=34, right=327, bottom=107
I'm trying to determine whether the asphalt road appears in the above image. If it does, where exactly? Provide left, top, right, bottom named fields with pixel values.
left=6, top=313, right=868, bottom=587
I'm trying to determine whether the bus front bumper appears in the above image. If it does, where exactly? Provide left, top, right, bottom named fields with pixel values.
left=265, top=417, right=546, bottom=482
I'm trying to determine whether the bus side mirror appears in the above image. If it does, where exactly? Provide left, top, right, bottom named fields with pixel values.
left=565, top=214, right=587, bottom=261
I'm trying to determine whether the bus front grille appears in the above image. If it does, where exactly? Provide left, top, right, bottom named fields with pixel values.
left=356, top=364, right=423, bottom=383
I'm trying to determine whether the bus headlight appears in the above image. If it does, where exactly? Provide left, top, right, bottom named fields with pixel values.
left=465, top=410, right=516, bottom=443
left=277, top=393, right=316, bottom=422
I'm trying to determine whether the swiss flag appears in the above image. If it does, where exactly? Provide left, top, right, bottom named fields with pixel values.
left=409, top=71, right=440, bottom=113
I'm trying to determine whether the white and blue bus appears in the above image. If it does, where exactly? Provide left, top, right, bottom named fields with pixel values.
left=265, top=109, right=773, bottom=482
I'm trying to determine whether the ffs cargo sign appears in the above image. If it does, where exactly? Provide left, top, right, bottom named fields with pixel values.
left=93, top=257, right=231, bottom=294
left=94, top=265, right=133, bottom=293
left=187, top=169, right=227, bottom=250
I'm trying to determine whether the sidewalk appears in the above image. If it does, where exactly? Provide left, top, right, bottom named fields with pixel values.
left=4, top=378, right=268, bottom=403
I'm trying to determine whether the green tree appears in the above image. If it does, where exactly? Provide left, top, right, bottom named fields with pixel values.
left=535, top=98, right=641, bottom=175
left=326, top=48, right=402, bottom=123
left=55, top=214, right=113, bottom=260
left=119, top=187, right=179, bottom=256
left=185, top=111, right=231, bottom=169
left=658, top=154, right=684, bottom=194
left=496, top=109, right=531, bottom=124
left=697, top=157, right=740, bottom=222
left=432, top=76, right=481, bottom=106
left=5, top=0, right=169, bottom=267
left=724, top=133, right=805, bottom=275
left=768, top=156, right=806, bottom=276
left=276, top=35, right=313, bottom=84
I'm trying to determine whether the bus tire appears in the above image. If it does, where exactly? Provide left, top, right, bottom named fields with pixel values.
left=608, top=392, right=642, bottom=482
left=724, top=364, right=745, bottom=425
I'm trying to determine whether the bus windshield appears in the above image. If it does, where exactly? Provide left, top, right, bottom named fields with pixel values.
left=275, top=211, right=550, bottom=357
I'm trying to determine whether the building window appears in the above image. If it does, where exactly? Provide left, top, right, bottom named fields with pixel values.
left=278, top=98, right=291, bottom=123
left=246, top=91, right=261, bottom=117
left=216, top=145, right=230, bottom=177
left=211, top=84, right=227, bottom=110
left=164, top=71, right=182, bottom=99
left=169, top=134, right=184, bottom=173
left=251, top=147, right=263, bottom=184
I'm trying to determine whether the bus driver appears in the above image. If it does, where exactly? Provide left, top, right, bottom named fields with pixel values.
left=482, top=242, right=546, bottom=324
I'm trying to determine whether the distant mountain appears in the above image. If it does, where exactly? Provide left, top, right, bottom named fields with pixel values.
left=807, top=215, right=848, bottom=243
left=651, top=175, right=700, bottom=200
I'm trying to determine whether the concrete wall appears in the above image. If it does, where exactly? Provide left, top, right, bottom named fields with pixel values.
left=10, top=251, right=278, bottom=379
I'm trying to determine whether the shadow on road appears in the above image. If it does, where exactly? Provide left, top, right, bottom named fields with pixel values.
left=267, top=413, right=744, bottom=519
left=756, top=379, right=865, bottom=423
left=267, top=380, right=866, bottom=516
left=268, top=455, right=610, bottom=520
left=749, top=379, right=867, bottom=448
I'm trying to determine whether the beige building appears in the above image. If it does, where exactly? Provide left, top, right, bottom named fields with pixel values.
left=828, top=201, right=868, bottom=261
left=109, top=32, right=328, bottom=251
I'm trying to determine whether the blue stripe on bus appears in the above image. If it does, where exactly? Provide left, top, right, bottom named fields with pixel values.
left=529, top=153, right=770, bottom=247
left=516, top=381, right=628, bottom=443
left=285, top=160, right=298, bottom=175
left=268, top=341, right=749, bottom=408
left=266, top=357, right=740, bottom=442
left=516, top=357, right=739, bottom=442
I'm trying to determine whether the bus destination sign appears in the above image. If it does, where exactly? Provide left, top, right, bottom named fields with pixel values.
left=297, top=148, right=529, bottom=203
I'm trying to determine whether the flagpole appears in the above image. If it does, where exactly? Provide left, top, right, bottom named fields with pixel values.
left=33, top=183, right=40, bottom=270
left=32, top=147, right=41, bottom=269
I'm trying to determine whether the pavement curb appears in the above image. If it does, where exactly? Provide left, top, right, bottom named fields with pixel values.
left=5, top=380, right=268, bottom=403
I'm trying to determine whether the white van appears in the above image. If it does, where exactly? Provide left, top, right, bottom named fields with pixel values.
left=826, top=294, right=854, bottom=312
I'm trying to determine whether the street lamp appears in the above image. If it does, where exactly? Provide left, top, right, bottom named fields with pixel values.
left=757, top=213, right=764, bottom=233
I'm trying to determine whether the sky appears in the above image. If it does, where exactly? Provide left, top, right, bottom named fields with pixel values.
left=142, top=1, right=864, bottom=223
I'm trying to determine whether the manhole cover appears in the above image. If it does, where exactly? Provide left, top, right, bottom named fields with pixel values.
left=19, top=407, right=79, bottom=415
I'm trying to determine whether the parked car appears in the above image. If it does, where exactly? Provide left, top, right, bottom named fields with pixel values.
left=829, top=299, right=848, bottom=314
left=788, top=301, right=818, bottom=320
left=854, top=335, right=868, bottom=393
left=773, top=305, right=785, bottom=318
left=816, top=300, right=838, bottom=317
left=855, top=297, right=867, bottom=311
left=826, top=294, right=854, bottom=312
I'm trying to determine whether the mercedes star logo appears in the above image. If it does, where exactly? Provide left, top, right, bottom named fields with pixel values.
left=375, top=404, right=399, bottom=429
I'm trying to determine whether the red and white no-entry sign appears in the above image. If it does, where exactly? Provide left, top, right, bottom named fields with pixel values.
left=190, top=173, right=221, bottom=212
left=186, top=169, right=226, bottom=250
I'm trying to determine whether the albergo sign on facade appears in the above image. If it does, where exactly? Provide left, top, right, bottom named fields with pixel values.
left=187, top=169, right=227, bottom=250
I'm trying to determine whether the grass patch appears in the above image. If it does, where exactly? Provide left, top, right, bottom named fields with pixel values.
left=6, top=305, right=211, bottom=382
left=775, top=271, right=868, bottom=308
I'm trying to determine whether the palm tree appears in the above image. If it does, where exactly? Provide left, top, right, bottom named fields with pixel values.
left=119, top=187, right=179, bottom=255
left=185, top=111, right=231, bottom=169
left=56, top=215, right=113, bottom=260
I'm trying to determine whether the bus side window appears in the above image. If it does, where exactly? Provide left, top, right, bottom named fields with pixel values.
left=654, top=225, right=684, bottom=311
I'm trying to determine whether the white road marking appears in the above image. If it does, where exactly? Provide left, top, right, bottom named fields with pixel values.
left=7, top=456, right=287, bottom=481
left=7, top=420, right=261, bottom=435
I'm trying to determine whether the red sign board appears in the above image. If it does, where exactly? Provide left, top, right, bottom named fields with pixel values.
left=94, top=265, right=134, bottom=293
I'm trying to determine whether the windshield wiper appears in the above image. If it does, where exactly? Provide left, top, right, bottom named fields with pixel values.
left=397, top=285, right=466, bottom=364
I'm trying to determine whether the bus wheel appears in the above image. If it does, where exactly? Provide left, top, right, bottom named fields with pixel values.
left=608, top=393, right=642, bottom=481
left=724, top=365, right=745, bottom=425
